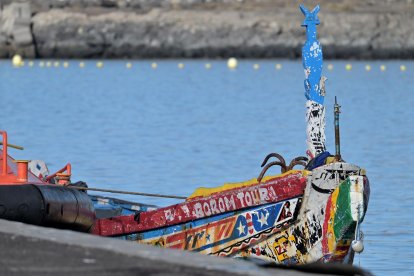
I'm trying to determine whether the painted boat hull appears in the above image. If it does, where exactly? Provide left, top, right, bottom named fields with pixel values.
left=0, top=5, right=369, bottom=265
left=0, top=161, right=369, bottom=265
left=235, top=163, right=369, bottom=264
left=91, top=163, right=369, bottom=265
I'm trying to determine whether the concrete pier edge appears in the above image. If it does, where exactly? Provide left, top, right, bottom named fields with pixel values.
left=0, top=218, right=308, bottom=275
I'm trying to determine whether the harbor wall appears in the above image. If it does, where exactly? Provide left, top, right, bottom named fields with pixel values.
left=0, top=218, right=371, bottom=275
left=0, top=218, right=279, bottom=275
left=0, top=0, right=413, bottom=59
left=0, top=218, right=321, bottom=276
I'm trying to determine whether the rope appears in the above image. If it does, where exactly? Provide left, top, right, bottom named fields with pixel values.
left=0, top=142, right=24, bottom=150
left=69, top=186, right=187, bottom=200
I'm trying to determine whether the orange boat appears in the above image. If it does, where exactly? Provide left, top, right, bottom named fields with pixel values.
left=0, top=131, right=96, bottom=231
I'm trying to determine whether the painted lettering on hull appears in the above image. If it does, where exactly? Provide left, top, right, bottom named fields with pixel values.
left=140, top=198, right=300, bottom=254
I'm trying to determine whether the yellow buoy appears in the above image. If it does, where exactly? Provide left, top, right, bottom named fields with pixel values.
left=46, top=61, right=52, bottom=67
left=178, top=63, right=184, bottom=69
left=53, top=61, right=60, bottom=67
left=365, top=65, right=371, bottom=71
left=28, top=61, right=34, bottom=67
left=151, top=62, right=158, bottom=69
left=227, top=57, right=238, bottom=69
left=126, top=62, right=132, bottom=69
left=63, top=62, right=69, bottom=68
left=96, top=61, right=104, bottom=68
left=345, top=64, right=352, bottom=71
left=400, top=65, right=407, bottom=72
left=205, top=63, right=212, bottom=69
left=275, top=63, right=282, bottom=70
left=380, top=65, right=386, bottom=72
left=12, top=54, right=23, bottom=67
left=327, top=64, right=334, bottom=70
left=253, top=64, right=260, bottom=70
left=79, top=62, right=85, bottom=68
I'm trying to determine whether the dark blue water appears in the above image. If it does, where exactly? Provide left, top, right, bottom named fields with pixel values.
left=1, top=60, right=413, bottom=275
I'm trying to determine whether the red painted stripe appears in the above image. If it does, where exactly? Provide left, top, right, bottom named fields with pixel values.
left=322, top=193, right=333, bottom=255
left=336, top=245, right=350, bottom=251
left=246, top=213, right=252, bottom=224
left=218, top=223, right=230, bottom=239
left=92, top=173, right=306, bottom=236
left=168, top=217, right=236, bottom=250
left=166, top=232, right=186, bottom=249
left=246, top=213, right=254, bottom=234
left=224, top=222, right=233, bottom=238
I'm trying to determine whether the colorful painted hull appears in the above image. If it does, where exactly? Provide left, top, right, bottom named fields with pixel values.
left=92, top=162, right=369, bottom=265
left=235, top=163, right=369, bottom=264
left=0, top=133, right=370, bottom=265
left=0, top=4, right=370, bottom=267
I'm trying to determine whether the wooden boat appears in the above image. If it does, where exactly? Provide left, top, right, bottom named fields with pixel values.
left=0, top=4, right=369, bottom=265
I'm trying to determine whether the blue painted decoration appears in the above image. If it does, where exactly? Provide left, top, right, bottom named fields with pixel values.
left=91, top=195, right=158, bottom=217
left=128, top=198, right=301, bottom=254
left=300, top=5, right=324, bottom=105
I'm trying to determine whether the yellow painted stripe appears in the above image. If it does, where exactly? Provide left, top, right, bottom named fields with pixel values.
left=327, top=188, right=339, bottom=253
left=187, top=170, right=307, bottom=200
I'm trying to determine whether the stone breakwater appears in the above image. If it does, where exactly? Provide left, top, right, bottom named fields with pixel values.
left=1, top=0, right=414, bottom=59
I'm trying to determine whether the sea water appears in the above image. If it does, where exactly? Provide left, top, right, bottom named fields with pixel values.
left=1, top=60, right=413, bottom=275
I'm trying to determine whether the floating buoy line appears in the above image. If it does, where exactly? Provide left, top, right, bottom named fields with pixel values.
left=6, top=55, right=410, bottom=72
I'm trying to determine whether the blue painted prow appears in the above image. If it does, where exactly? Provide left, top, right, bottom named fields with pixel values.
left=301, top=4, right=325, bottom=105
left=300, top=4, right=320, bottom=27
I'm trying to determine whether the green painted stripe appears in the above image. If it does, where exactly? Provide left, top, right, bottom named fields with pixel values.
left=333, top=179, right=356, bottom=240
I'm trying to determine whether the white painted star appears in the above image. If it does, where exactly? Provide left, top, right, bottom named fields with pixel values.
left=237, top=221, right=245, bottom=235
left=258, top=212, right=269, bottom=227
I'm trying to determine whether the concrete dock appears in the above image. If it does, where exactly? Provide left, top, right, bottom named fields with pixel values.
left=0, top=219, right=369, bottom=275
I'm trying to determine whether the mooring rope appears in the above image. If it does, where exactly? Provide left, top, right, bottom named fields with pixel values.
left=69, top=186, right=187, bottom=200
left=0, top=142, right=24, bottom=150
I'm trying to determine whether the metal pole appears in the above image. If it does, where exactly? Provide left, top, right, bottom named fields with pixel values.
left=334, top=96, right=341, bottom=160
left=0, top=131, right=8, bottom=175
